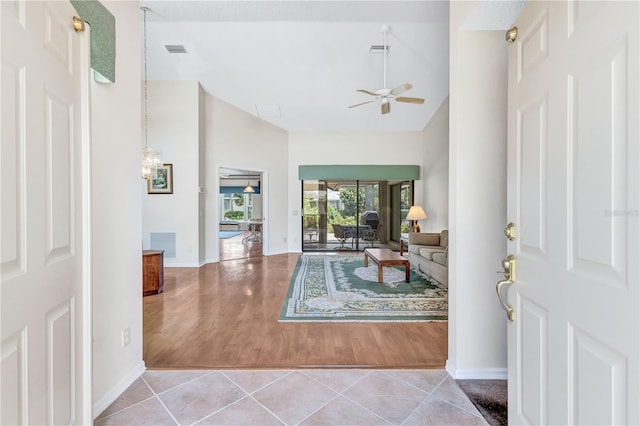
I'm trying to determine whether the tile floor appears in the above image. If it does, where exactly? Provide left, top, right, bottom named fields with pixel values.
left=96, top=369, right=489, bottom=425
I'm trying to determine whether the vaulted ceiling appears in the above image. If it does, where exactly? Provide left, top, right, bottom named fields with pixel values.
left=139, top=1, right=451, bottom=132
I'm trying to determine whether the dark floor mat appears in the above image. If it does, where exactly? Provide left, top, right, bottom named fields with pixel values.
left=456, top=379, right=507, bottom=426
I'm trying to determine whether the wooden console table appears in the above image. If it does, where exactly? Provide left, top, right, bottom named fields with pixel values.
left=143, top=250, right=164, bottom=296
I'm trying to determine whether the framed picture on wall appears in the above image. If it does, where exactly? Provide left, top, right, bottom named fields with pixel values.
left=147, top=164, right=173, bottom=194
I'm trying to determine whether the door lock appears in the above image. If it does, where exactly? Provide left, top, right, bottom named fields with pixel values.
left=496, top=255, right=516, bottom=321
left=504, top=222, right=517, bottom=241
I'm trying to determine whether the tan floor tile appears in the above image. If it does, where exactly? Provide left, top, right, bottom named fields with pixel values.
left=432, top=376, right=482, bottom=416
left=159, top=372, right=247, bottom=425
left=342, top=371, right=427, bottom=424
left=94, top=397, right=176, bottom=426
left=195, top=396, right=284, bottom=425
left=222, top=370, right=291, bottom=394
left=99, top=370, right=497, bottom=426
left=301, top=369, right=371, bottom=392
left=143, top=369, right=212, bottom=394
left=404, top=395, right=489, bottom=426
left=96, top=378, right=154, bottom=420
left=382, top=369, right=448, bottom=393
left=300, top=396, right=389, bottom=426
left=253, top=371, right=338, bottom=425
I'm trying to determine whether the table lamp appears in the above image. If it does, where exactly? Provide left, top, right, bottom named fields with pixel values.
left=406, top=206, right=427, bottom=232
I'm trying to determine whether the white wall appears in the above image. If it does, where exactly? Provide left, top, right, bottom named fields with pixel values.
left=204, top=96, right=289, bottom=262
left=287, top=131, right=425, bottom=251
left=91, top=0, right=145, bottom=416
left=141, top=81, right=203, bottom=267
left=421, top=96, right=449, bottom=233
left=448, top=2, right=509, bottom=379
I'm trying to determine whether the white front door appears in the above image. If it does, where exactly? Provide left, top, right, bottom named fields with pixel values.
left=506, top=1, right=639, bottom=424
left=1, top=1, right=91, bottom=424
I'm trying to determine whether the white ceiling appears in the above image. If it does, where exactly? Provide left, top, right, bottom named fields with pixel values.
left=140, top=1, right=451, bottom=132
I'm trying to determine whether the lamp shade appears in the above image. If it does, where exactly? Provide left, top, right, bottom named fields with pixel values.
left=406, top=205, right=427, bottom=233
left=243, top=182, right=255, bottom=193
left=406, top=206, right=427, bottom=221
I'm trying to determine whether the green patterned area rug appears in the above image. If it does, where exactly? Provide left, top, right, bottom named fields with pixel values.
left=279, top=255, right=448, bottom=322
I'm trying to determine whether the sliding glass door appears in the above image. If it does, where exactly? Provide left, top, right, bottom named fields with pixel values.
left=389, top=181, right=412, bottom=244
left=302, top=180, right=328, bottom=247
left=302, top=180, right=383, bottom=252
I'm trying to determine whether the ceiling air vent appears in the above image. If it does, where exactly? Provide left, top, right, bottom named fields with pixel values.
left=164, top=44, right=187, bottom=54
left=369, top=45, right=389, bottom=54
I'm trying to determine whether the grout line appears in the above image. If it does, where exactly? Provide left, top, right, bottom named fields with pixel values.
left=189, top=395, right=254, bottom=426
left=315, top=369, right=396, bottom=425
left=147, top=370, right=216, bottom=396
left=430, top=376, right=486, bottom=418
left=95, top=394, right=157, bottom=422
left=400, top=396, right=427, bottom=425
left=140, top=376, right=181, bottom=425
left=220, top=369, right=294, bottom=395
left=187, top=371, right=260, bottom=425
left=378, top=369, right=446, bottom=394
left=95, top=377, right=160, bottom=421
left=246, top=394, right=288, bottom=425
left=216, top=370, right=294, bottom=425
left=291, top=392, right=342, bottom=426
left=275, top=370, right=343, bottom=425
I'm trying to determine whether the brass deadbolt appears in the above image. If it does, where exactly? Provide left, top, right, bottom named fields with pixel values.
left=505, top=26, right=518, bottom=43
left=73, top=17, right=85, bottom=33
left=504, top=222, right=517, bottom=241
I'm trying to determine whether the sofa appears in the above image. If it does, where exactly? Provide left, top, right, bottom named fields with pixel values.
left=407, top=230, right=448, bottom=286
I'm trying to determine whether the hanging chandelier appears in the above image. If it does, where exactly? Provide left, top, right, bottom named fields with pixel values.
left=141, top=6, right=162, bottom=180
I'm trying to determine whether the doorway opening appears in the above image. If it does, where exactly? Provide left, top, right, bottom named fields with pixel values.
left=219, top=167, right=264, bottom=261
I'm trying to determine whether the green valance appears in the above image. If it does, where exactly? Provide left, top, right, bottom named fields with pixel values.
left=70, top=0, right=116, bottom=83
left=298, top=165, right=420, bottom=181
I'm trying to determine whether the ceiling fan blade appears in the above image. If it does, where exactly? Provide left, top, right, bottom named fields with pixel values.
left=381, top=102, right=391, bottom=114
left=356, top=89, right=380, bottom=97
left=396, top=96, right=425, bottom=104
left=390, top=83, right=413, bottom=95
left=348, top=100, right=377, bottom=108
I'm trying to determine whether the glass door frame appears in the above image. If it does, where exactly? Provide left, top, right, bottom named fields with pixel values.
left=301, top=179, right=384, bottom=253
left=389, top=180, right=414, bottom=245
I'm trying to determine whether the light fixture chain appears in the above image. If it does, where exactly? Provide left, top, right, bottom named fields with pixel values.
left=383, top=26, right=387, bottom=89
left=142, top=6, right=149, bottom=149
left=140, top=6, right=161, bottom=180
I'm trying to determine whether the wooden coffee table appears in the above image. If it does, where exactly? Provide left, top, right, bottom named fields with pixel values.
left=364, top=248, right=410, bottom=284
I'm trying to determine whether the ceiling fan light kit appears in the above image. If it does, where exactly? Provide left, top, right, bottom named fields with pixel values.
left=349, top=25, right=425, bottom=115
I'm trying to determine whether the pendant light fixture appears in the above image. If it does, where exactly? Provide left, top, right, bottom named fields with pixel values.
left=243, top=182, right=255, bottom=193
left=141, top=6, right=162, bottom=180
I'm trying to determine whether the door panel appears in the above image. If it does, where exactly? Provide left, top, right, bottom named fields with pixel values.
left=518, top=96, right=548, bottom=258
left=1, top=59, right=26, bottom=278
left=507, top=1, right=638, bottom=424
left=517, top=297, right=547, bottom=426
left=568, top=40, right=629, bottom=285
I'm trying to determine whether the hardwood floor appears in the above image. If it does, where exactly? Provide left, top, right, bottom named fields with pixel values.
left=143, top=253, right=448, bottom=369
left=219, top=231, right=262, bottom=261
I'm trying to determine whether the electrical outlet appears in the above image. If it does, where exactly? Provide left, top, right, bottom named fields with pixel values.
left=122, top=327, right=131, bottom=348
left=284, top=237, right=287, bottom=243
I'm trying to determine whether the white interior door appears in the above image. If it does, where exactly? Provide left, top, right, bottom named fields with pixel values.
left=1, top=1, right=91, bottom=424
left=506, top=1, right=639, bottom=424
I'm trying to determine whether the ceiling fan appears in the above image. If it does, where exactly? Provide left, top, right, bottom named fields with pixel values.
left=349, top=25, right=425, bottom=115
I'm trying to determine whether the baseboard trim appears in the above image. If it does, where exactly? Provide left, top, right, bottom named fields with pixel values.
left=93, top=360, right=146, bottom=419
left=446, top=360, right=507, bottom=380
